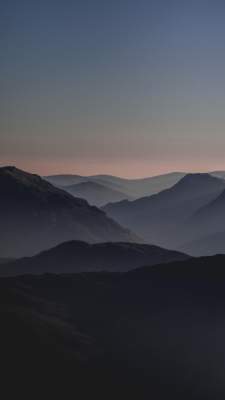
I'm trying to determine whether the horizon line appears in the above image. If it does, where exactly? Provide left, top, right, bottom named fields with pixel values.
left=1, top=163, right=225, bottom=180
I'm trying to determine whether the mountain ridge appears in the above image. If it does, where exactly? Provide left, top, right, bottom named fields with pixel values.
left=64, top=180, right=131, bottom=206
left=0, top=240, right=189, bottom=276
left=0, top=166, right=138, bottom=258
left=45, top=171, right=186, bottom=198
left=103, top=173, right=225, bottom=249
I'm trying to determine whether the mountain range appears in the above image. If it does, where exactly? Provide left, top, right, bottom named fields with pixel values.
left=3, top=163, right=225, bottom=398
left=0, top=240, right=189, bottom=276
left=0, top=166, right=138, bottom=258
left=45, top=171, right=186, bottom=199
left=46, top=170, right=225, bottom=208
left=181, top=186, right=225, bottom=255
left=64, top=180, right=132, bottom=206
left=4, top=165, right=225, bottom=258
left=103, top=173, right=225, bottom=252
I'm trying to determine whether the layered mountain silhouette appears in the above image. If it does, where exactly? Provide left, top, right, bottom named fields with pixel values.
left=193, top=187, right=225, bottom=229
left=210, top=170, right=225, bottom=179
left=4, top=165, right=225, bottom=257
left=45, top=171, right=186, bottom=198
left=45, top=173, right=85, bottom=186
left=103, top=173, right=225, bottom=249
left=0, top=240, right=189, bottom=276
left=64, top=180, right=131, bottom=206
left=0, top=166, right=138, bottom=258
left=2, top=254, right=225, bottom=398
left=180, top=186, right=225, bottom=255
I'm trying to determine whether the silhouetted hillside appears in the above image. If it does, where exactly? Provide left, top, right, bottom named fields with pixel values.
left=0, top=258, right=14, bottom=264
left=0, top=166, right=137, bottom=257
left=0, top=240, right=189, bottom=276
left=1, top=254, right=225, bottom=398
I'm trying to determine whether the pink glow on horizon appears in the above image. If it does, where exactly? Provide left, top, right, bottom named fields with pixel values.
left=1, top=155, right=225, bottom=178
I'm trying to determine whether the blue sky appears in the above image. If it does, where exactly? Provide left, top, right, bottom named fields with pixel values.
left=1, top=0, right=225, bottom=176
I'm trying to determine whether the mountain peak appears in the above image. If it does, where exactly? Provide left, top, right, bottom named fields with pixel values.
left=172, top=173, right=225, bottom=192
left=1, top=165, right=32, bottom=174
left=0, top=165, right=66, bottom=195
left=1, top=165, right=42, bottom=181
left=178, top=173, right=219, bottom=184
left=0, top=165, right=27, bottom=178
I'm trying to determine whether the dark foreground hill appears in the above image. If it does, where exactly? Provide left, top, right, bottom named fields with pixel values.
left=0, top=166, right=137, bottom=258
left=0, top=240, right=189, bottom=276
left=1, top=255, right=225, bottom=398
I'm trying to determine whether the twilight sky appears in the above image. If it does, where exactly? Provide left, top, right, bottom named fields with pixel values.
left=1, top=0, right=225, bottom=177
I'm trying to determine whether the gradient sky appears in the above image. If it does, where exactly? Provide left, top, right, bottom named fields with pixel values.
left=1, top=0, right=225, bottom=177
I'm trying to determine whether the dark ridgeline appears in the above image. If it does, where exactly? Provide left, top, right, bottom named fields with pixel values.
left=0, top=166, right=138, bottom=258
left=103, top=173, right=225, bottom=254
left=1, top=255, right=225, bottom=398
left=0, top=240, right=189, bottom=276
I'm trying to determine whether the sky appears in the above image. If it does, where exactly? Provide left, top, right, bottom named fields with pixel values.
left=1, top=0, right=225, bottom=177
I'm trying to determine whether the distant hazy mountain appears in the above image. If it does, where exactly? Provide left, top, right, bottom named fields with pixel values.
left=193, top=187, right=225, bottom=233
left=2, top=254, right=225, bottom=398
left=210, top=170, right=225, bottom=179
left=181, top=186, right=225, bottom=255
left=0, top=166, right=137, bottom=258
left=64, top=181, right=130, bottom=206
left=45, top=172, right=186, bottom=198
left=0, top=240, right=189, bottom=276
left=45, top=174, right=85, bottom=186
left=85, top=172, right=186, bottom=198
left=103, top=173, right=225, bottom=249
